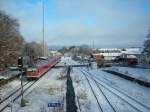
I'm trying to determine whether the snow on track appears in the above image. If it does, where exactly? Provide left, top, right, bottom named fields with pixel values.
left=104, top=67, right=150, bottom=83
left=82, top=69, right=150, bottom=112
left=7, top=68, right=67, bottom=112
left=71, top=68, right=91, bottom=112
left=0, top=81, right=34, bottom=111
left=90, top=69, right=150, bottom=107
left=83, top=73, right=115, bottom=112
left=0, top=79, right=21, bottom=99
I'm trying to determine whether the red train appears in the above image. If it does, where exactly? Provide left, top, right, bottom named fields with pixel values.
left=25, top=57, right=61, bottom=78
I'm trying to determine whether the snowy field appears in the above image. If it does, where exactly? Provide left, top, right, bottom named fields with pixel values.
left=0, top=70, right=20, bottom=80
left=71, top=68, right=91, bottom=112
left=64, top=58, right=150, bottom=111
left=3, top=68, right=67, bottom=112
left=1, top=57, right=150, bottom=112
left=104, top=66, right=150, bottom=83
left=0, top=79, right=22, bottom=99
left=89, top=69, right=150, bottom=109
left=61, top=58, right=150, bottom=112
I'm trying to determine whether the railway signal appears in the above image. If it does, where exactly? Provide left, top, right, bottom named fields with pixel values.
left=17, top=57, right=25, bottom=107
left=18, top=57, right=23, bottom=69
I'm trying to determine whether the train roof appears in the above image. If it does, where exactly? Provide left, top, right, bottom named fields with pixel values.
left=38, top=57, right=48, bottom=60
left=126, top=55, right=137, bottom=59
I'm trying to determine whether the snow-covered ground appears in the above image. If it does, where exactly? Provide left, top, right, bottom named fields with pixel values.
left=85, top=73, right=139, bottom=112
left=0, top=79, right=21, bottom=99
left=64, top=57, right=150, bottom=111
left=104, top=66, right=150, bottom=83
left=71, top=69, right=91, bottom=112
left=89, top=69, right=150, bottom=109
left=2, top=57, right=150, bottom=112
left=4, top=68, right=67, bottom=112
left=0, top=70, right=20, bottom=80
left=69, top=67, right=150, bottom=112
left=61, top=57, right=96, bottom=112
left=2, top=58, right=68, bottom=112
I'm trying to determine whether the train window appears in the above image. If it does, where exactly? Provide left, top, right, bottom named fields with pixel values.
left=27, top=68, right=37, bottom=72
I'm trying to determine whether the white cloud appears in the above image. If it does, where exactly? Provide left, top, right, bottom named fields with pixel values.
left=0, top=0, right=150, bottom=47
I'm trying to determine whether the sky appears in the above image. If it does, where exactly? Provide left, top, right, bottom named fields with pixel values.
left=0, top=0, right=150, bottom=48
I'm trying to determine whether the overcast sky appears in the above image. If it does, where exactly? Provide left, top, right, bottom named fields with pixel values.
left=0, top=0, right=150, bottom=48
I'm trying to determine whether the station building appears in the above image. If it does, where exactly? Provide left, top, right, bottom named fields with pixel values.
left=93, top=47, right=142, bottom=62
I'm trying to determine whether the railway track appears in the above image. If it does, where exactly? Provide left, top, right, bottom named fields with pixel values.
left=80, top=70, right=116, bottom=112
left=80, top=69, right=150, bottom=112
left=0, top=80, right=37, bottom=111
left=0, top=81, right=28, bottom=103
left=84, top=70, right=150, bottom=110
left=0, top=70, right=51, bottom=111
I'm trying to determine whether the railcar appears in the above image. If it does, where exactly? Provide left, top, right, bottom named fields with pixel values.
left=114, top=55, right=137, bottom=66
left=26, top=57, right=60, bottom=78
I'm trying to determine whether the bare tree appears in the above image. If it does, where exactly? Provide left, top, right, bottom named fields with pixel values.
left=23, top=42, right=43, bottom=59
left=0, top=10, right=24, bottom=71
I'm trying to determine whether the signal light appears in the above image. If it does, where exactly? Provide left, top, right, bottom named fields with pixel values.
left=18, top=57, right=23, bottom=69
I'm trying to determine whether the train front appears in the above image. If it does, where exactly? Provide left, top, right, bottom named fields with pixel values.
left=26, top=66, right=39, bottom=78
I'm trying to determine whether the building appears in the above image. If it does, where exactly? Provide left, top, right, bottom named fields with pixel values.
left=138, top=54, right=150, bottom=65
left=94, top=47, right=142, bottom=62
left=49, top=50, right=62, bottom=57
left=96, top=48, right=122, bottom=61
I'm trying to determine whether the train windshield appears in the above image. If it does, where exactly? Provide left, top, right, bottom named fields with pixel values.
left=27, top=68, right=37, bottom=72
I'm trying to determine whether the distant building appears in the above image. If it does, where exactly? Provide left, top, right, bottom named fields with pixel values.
left=121, top=47, right=142, bottom=55
left=95, top=48, right=122, bottom=61
left=93, top=47, right=142, bottom=62
left=49, top=49, right=62, bottom=56
left=138, top=54, right=150, bottom=65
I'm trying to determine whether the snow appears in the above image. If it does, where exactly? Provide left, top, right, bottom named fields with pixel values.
left=60, top=57, right=99, bottom=112
left=0, top=76, right=7, bottom=80
left=126, top=55, right=137, bottom=59
left=2, top=57, right=150, bottom=112
left=0, top=79, right=21, bottom=99
left=4, top=68, right=66, bottom=112
left=104, top=66, right=150, bottom=83
left=100, top=86, right=137, bottom=112
left=60, top=57, right=150, bottom=111
left=86, top=76, right=115, bottom=112
left=80, top=69, right=145, bottom=111
left=89, top=69, right=150, bottom=109
left=2, top=57, right=68, bottom=112
left=71, top=69, right=91, bottom=112
left=0, top=70, right=20, bottom=80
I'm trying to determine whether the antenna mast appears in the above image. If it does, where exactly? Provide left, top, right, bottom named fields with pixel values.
left=42, top=0, right=45, bottom=56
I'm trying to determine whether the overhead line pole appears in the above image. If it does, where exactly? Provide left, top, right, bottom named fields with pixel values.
left=93, top=40, right=94, bottom=50
left=42, top=0, right=45, bottom=56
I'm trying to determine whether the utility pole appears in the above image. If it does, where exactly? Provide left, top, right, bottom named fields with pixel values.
left=92, top=40, right=94, bottom=50
left=20, top=68, right=24, bottom=107
left=42, top=0, right=45, bottom=56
